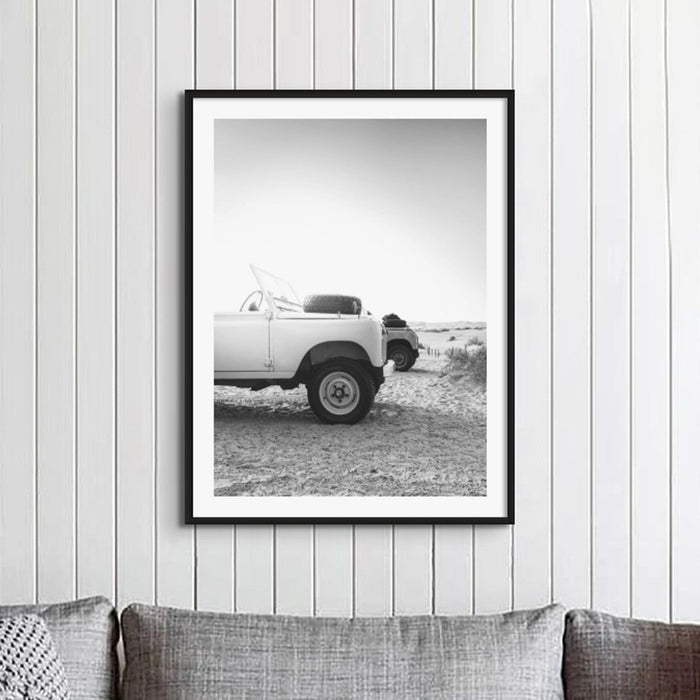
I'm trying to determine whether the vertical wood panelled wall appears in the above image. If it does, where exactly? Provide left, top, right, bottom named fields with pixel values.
left=1, top=0, right=699, bottom=621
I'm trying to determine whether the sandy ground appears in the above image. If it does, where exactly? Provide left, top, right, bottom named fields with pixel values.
left=214, top=326, right=486, bottom=497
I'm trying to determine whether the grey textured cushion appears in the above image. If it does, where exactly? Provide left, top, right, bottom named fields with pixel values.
left=0, top=597, right=118, bottom=700
left=0, top=614, right=69, bottom=699
left=121, top=603, right=565, bottom=699
left=564, top=609, right=700, bottom=699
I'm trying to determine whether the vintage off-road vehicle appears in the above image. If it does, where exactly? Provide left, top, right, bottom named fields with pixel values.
left=214, top=266, right=393, bottom=424
left=382, top=314, right=420, bottom=371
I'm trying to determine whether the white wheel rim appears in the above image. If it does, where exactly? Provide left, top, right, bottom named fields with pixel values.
left=319, top=371, right=360, bottom=415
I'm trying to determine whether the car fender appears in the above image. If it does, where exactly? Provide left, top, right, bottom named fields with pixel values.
left=271, top=314, right=384, bottom=375
left=308, top=340, right=370, bottom=365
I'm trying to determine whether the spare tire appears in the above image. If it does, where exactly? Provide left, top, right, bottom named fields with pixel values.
left=382, top=313, right=407, bottom=328
left=303, top=294, right=362, bottom=314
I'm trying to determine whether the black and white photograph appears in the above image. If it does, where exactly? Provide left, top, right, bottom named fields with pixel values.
left=187, top=91, right=513, bottom=523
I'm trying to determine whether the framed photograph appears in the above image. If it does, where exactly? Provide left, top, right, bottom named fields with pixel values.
left=186, top=90, right=514, bottom=524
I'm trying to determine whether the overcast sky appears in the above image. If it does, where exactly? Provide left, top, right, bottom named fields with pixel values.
left=213, top=118, right=486, bottom=322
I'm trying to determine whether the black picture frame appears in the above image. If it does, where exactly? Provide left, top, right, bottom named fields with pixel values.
left=185, top=89, right=514, bottom=525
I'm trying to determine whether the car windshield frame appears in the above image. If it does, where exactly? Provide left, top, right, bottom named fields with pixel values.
left=250, top=264, right=303, bottom=313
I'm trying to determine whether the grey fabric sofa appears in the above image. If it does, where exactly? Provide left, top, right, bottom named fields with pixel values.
left=1, top=596, right=699, bottom=699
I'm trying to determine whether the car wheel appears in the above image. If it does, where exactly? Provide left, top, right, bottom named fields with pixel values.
left=388, top=343, right=413, bottom=372
left=303, top=294, right=362, bottom=314
left=307, top=360, right=376, bottom=424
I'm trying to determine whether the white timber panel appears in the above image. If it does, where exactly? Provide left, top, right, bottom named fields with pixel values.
left=193, top=0, right=235, bottom=614
left=512, top=0, right=552, bottom=610
left=314, top=526, right=353, bottom=616
left=393, top=526, right=432, bottom=615
left=235, top=0, right=273, bottom=90
left=36, top=0, right=76, bottom=604
left=432, top=0, right=473, bottom=617
left=195, top=527, right=234, bottom=612
left=116, top=0, right=156, bottom=609
left=391, top=0, right=434, bottom=617
left=0, top=0, right=36, bottom=604
left=352, top=0, right=394, bottom=620
left=472, top=0, right=513, bottom=614
left=590, top=0, right=631, bottom=617
left=473, top=0, right=510, bottom=88
left=434, top=0, right=472, bottom=89
left=354, top=0, right=391, bottom=89
left=230, top=1, right=276, bottom=616
left=551, top=0, right=591, bottom=611
left=629, top=0, right=670, bottom=622
left=275, top=0, right=313, bottom=89
left=76, top=0, right=116, bottom=602
left=195, top=0, right=234, bottom=88
left=156, top=0, right=195, bottom=609
left=272, top=7, right=316, bottom=615
left=667, top=0, right=700, bottom=624
left=393, top=0, right=431, bottom=89
left=354, top=526, right=392, bottom=616
left=275, top=526, right=314, bottom=615
left=314, top=0, right=353, bottom=89
left=434, top=526, right=472, bottom=615
left=235, top=526, right=274, bottom=613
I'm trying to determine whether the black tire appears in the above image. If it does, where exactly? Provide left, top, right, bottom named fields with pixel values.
left=388, top=342, right=414, bottom=372
left=303, top=294, right=362, bottom=315
left=307, top=359, right=376, bottom=424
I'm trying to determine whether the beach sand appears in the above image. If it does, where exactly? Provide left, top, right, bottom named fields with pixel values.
left=214, top=329, right=486, bottom=497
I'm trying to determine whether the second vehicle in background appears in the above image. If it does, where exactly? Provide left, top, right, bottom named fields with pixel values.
left=382, top=313, right=420, bottom=372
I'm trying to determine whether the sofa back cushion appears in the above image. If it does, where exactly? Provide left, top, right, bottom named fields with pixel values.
left=564, top=609, right=700, bottom=699
left=121, top=603, right=565, bottom=700
left=0, top=596, right=119, bottom=700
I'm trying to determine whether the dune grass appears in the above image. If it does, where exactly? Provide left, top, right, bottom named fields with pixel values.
left=441, top=336, right=487, bottom=387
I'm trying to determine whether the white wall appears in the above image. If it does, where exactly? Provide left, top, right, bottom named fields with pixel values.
left=1, top=0, right=699, bottom=622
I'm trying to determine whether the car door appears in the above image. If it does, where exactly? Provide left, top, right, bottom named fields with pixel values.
left=214, top=311, right=271, bottom=377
